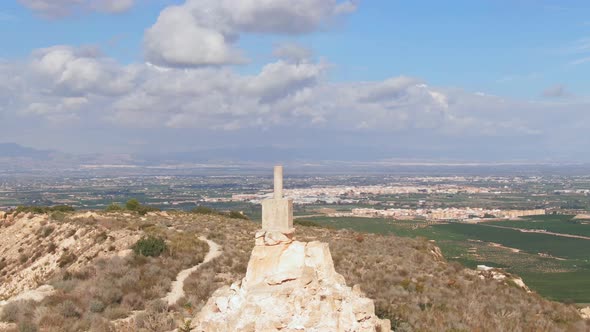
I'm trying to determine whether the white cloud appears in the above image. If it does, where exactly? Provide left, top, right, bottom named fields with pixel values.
left=3, top=43, right=590, bottom=159
left=0, top=45, right=565, bottom=136
left=29, top=46, right=137, bottom=96
left=144, top=0, right=356, bottom=67
left=18, top=0, right=134, bottom=17
left=221, top=0, right=356, bottom=34
left=273, top=43, right=313, bottom=63
left=246, top=60, right=326, bottom=102
left=90, top=0, right=134, bottom=13
left=144, top=5, right=245, bottom=67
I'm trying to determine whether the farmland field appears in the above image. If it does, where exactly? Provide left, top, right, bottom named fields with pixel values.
left=302, top=215, right=590, bottom=303
left=491, top=215, right=590, bottom=237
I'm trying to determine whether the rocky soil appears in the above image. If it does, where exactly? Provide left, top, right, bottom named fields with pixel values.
left=196, top=234, right=390, bottom=331
left=0, top=212, right=139, bottom=301
left=0, top=210, right=588, bottom=331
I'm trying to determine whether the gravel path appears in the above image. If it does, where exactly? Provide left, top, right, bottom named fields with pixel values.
left=163, top=237, right=222, bottom=306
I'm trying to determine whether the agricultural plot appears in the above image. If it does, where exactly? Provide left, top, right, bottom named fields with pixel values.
left=489, top=215, right=590, bottom=238
left=303, top=216, right=590, bottom=303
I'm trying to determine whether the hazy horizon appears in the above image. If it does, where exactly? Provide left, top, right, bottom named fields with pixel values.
left=1, top=1, right=590, bottom=163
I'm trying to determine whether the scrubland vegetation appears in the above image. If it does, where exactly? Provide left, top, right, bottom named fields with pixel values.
left=0, top=208, right=588, bottom=331
left=0, top=208, right=208, bottom=331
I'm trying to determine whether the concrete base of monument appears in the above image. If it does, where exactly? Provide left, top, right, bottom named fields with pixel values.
left=193, top=240, right=391, bottom=332
left=254, top=229, right=295, bottom=246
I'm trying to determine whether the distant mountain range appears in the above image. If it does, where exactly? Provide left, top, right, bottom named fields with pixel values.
left=0, top=143, right=52, bottom=159
left=2, top=142, right=590, bottom=176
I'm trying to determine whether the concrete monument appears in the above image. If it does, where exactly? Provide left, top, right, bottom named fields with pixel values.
left=261, top=166, right=293, bottom=233
left=194, top=166, right=391, bottom=331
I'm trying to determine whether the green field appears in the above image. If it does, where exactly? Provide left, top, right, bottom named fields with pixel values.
left=303, top=215, right=590, bottom=303
left=492, top=215, right=590, bottom=237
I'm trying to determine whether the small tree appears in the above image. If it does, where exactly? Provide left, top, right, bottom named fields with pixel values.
left=228, top=211, right=249, bottom=220
left=178, top=319, right=195, bottom=332
left=133, top=236, right=167, bottom=257
left=126, top=199, right=141, bottom=211
left=191, top=206, right=215, bottom=215
left=105, top=203, right=123, bottom=212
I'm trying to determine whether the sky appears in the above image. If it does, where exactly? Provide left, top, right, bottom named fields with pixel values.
left=1, top=0, right=590, bottom=162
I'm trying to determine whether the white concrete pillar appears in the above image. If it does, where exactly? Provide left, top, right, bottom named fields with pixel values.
left=274, top=165, right=283, bottom=199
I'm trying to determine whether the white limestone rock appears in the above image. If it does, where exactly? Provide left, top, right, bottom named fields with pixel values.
left=255, top=230, right=294, bottom=246
left=194, top=240, right=391, bottom=332
left=580, top=307, right=590, bottom=320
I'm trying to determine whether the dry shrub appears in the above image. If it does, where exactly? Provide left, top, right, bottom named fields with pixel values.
left=3, top=211, right=585, bottom=332
left=183, top=215, right=585, bottom=331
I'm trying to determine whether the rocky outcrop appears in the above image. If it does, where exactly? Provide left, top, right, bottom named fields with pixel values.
left=195, top=238, right=391, bottom=332
left=581, top=307, right=590, bottom=320
left=475, top=265, right=531, bottom=292
left=196, top=167, right=390, bottom=331
left=0, top=213, right=139, bottom=300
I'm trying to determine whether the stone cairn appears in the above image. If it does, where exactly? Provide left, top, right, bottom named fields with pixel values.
left=194, top=166, right=391, bottom=332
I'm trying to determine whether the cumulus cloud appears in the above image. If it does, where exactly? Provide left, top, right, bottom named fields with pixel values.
left=144, top=5, right=245, bottom=67
left=90, top=0, right=134, bottom=13
left=18, top=0, right=134, bottom=18
left=246, top=60, right=327, bottom=103
left=0, top=45, right=564, bottom=135
left=144, top=0, right=356, bottom=67
left=4, top=42, right=590, bottom=160
left=273, top=43, right=314, bottom=63
left=29, top=46, right=138, bottom=96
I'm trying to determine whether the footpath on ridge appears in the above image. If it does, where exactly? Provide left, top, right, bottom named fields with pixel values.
left=163, top=236, right=222, bottom=306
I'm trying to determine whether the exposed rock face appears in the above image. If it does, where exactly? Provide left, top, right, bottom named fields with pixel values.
left=195, top=239, right=391, bottom=332
left=0, top=213, right=139, bottom=300
left=581, top=307, right=590, bottom=320
left=475, top=265, right=531, bottom=292
left=196, top=167, right=390, bottom=331
left=255, top=229, right=295, bottom=246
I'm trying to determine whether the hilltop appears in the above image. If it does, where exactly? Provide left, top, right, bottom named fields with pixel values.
left=0, top=209, right=588, bottom=331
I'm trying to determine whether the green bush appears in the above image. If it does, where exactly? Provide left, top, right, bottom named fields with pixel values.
left=39, top=226, right=54, bottom=237
left=52, top=205, right=75, bottom=213
left=228, top=211, right=249, bottom=220
left=125, top=199, right=141, bottom=211
left=50, top=211, right=67, bottom=222
left=58, top=252, right=77, bottom=268
left=18, top=321, right=38, bottom=332
left=1, top=301, right=20, bottom=322
left=178, top=319, right=195, bottom=332
left=15, top=205, right=75, bottom=214
left=191, top=206, right=216, bottom=214
left=105, top=203, right=123, bottom=212
left=136, top=205, right=160, bottom=216
left=125, top=199, right=160, bottom=215
left=132, top=236, right=167, bottom=257
left=58, top=300, right=81, bottom=318
left=89, top=300, right=106, bottom=313
left=295, top=219, right=321, bottom=227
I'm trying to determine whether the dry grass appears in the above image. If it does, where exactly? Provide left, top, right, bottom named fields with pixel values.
left=0, top=211, right=209, bottom=331
left=1, top=211, right=588, bottom=331
left=181, top=215, right=588, bottom=332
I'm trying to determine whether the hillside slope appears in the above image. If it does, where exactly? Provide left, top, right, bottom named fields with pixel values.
left=0, top=210, right=588, bottom=331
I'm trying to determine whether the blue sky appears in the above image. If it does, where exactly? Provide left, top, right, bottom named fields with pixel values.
left=1, top=0, right=590, bottom=162
left=3, top=0, right=589, bottom=98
